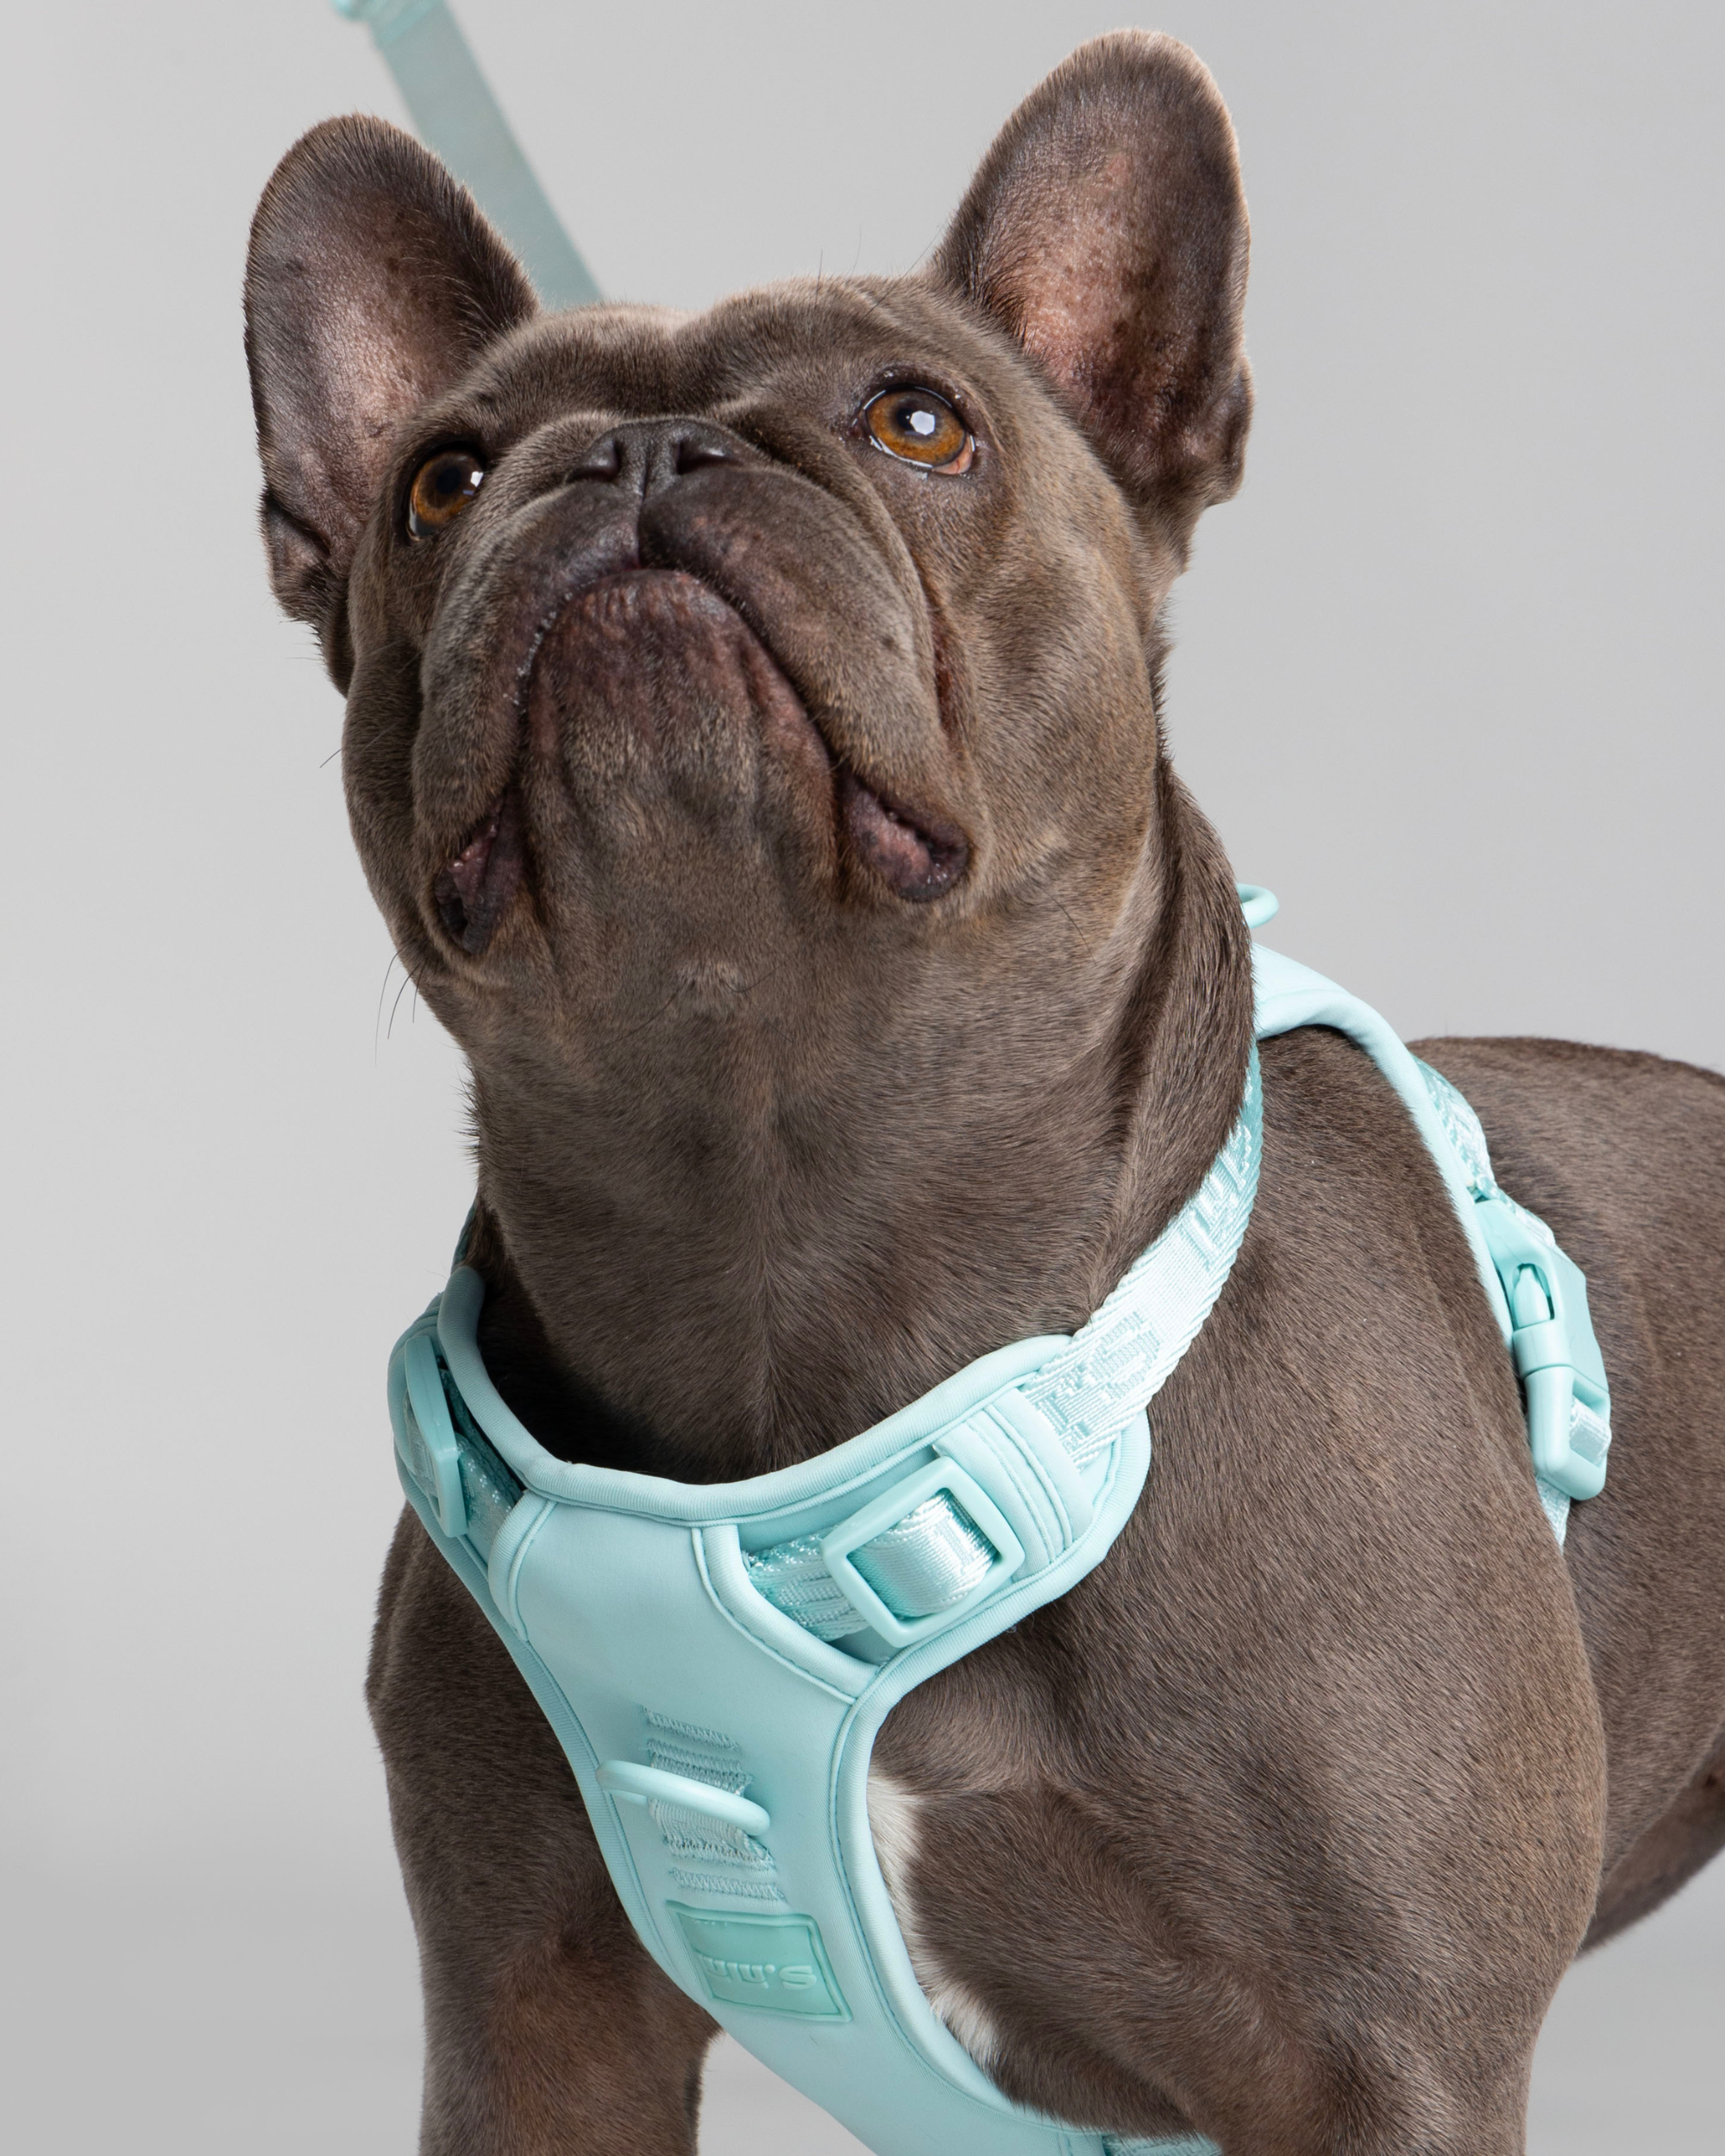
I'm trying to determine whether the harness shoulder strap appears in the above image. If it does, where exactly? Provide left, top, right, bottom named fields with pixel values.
left=1252, top=937, right=1611, bottom=1532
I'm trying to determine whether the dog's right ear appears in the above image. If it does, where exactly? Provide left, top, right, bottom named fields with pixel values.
left=244, top=116, right=536, bottom=673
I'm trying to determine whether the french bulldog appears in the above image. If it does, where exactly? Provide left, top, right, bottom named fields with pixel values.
left=244, top=31, right=1725, bottom=2155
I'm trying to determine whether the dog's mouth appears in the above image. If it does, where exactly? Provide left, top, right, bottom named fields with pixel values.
left=433, top=788, right=526, bottom=956
left=836, top=768, right=968, bottom=902
left=430, top=567, right=968, bottom=956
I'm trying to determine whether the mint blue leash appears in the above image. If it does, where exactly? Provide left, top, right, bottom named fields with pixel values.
left=333, top=0, right=601, bottom=307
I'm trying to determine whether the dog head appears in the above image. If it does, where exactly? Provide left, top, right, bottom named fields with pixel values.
left=245, top=32, right=1256, bottom=1466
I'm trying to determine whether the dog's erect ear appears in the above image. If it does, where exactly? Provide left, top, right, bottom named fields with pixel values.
left=244, top=116, right=536, bottom=654
left=934, top=32, right=1251, bottom=558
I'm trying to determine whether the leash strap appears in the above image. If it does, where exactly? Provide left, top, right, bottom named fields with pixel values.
left=333, top=0, right=602, bottom=306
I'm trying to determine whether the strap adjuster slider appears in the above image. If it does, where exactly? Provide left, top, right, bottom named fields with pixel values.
left=819, top=1457, right=1026, bottom=1650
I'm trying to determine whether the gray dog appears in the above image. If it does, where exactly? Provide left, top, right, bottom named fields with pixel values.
left=244, top=30, right=1724, bottom=2155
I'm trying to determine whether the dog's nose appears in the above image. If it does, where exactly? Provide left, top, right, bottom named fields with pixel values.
left=568, top=419, right=743, bottom=504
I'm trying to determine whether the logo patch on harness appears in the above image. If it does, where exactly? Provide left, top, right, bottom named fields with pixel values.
left=670, top=1906, right=850, bottom=2019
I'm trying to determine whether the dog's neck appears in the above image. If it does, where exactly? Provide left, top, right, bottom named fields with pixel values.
left=467, top=767, right=1253, bottom=1483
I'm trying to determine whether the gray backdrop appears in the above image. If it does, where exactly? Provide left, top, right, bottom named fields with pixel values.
left=3, top=3, right=1719, bottom=2149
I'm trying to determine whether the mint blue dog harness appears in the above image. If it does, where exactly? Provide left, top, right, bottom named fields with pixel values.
left=387, top=893, right=1611, bottom=2156
left=316, top=28, right=1608, bottom=2147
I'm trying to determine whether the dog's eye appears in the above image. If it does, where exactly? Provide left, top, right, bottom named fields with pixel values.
left=863, top=389, right=973, bottom=474
left=407, top=449, right=486, bottom=538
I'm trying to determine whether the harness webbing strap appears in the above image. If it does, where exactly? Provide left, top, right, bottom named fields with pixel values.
left=1252, top=938, right=1612, bottom=1537
left=741, top=1051, right=1262, bottom=1639
left=1414, top=1058, right=1611, bottom=1510
left=1019, top=1061, right=1262, bottom=1464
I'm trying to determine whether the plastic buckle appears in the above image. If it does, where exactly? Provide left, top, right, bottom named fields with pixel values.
left=399, top=1329, right=469, bottom=1539
left=1475, top=1194, right=1610, bottom=1501
left=819, top=1457, right=1026, bottom=1650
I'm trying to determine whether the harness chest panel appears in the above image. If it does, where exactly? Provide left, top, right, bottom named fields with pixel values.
left=386, top=926, right=1609, bottom=2156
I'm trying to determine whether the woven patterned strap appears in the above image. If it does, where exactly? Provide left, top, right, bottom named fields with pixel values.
left=745, top=1054, right=1263, bottom=1640
left=1019, top=1053, right=1262, bottom=1469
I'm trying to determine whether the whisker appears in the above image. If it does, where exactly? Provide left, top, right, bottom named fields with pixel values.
left=906, top=226, right=943, bottom=276
left=612, top=946, right=802, bottom=1043
left=1054, top=894, right=1084, bottom=943
left=374, top=950, right=403, bottom=1062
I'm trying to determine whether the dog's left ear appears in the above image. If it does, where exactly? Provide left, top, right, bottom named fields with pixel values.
left=935, top=31, right=1251, bottom=561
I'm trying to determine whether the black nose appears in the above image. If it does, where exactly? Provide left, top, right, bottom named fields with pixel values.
left=568, top=418, right=743, bottom=504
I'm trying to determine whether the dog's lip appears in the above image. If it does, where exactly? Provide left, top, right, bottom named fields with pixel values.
left=432, top=550, right=969, bottom=924
left=837, top=767, right=969, bottom=901
left=433, top=787, right=525, bottom=955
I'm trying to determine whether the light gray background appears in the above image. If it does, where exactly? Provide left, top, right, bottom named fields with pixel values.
left=3, top=3, right=1720, bottom=2150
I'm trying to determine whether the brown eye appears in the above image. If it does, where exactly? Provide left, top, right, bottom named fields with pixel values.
left=407, top=449, right=486, bottom=537
left=863, top=389, right=973, bottom=473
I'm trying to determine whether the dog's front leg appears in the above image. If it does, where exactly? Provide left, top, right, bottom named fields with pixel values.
left=367, top=1511, right=717, bottom=2154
